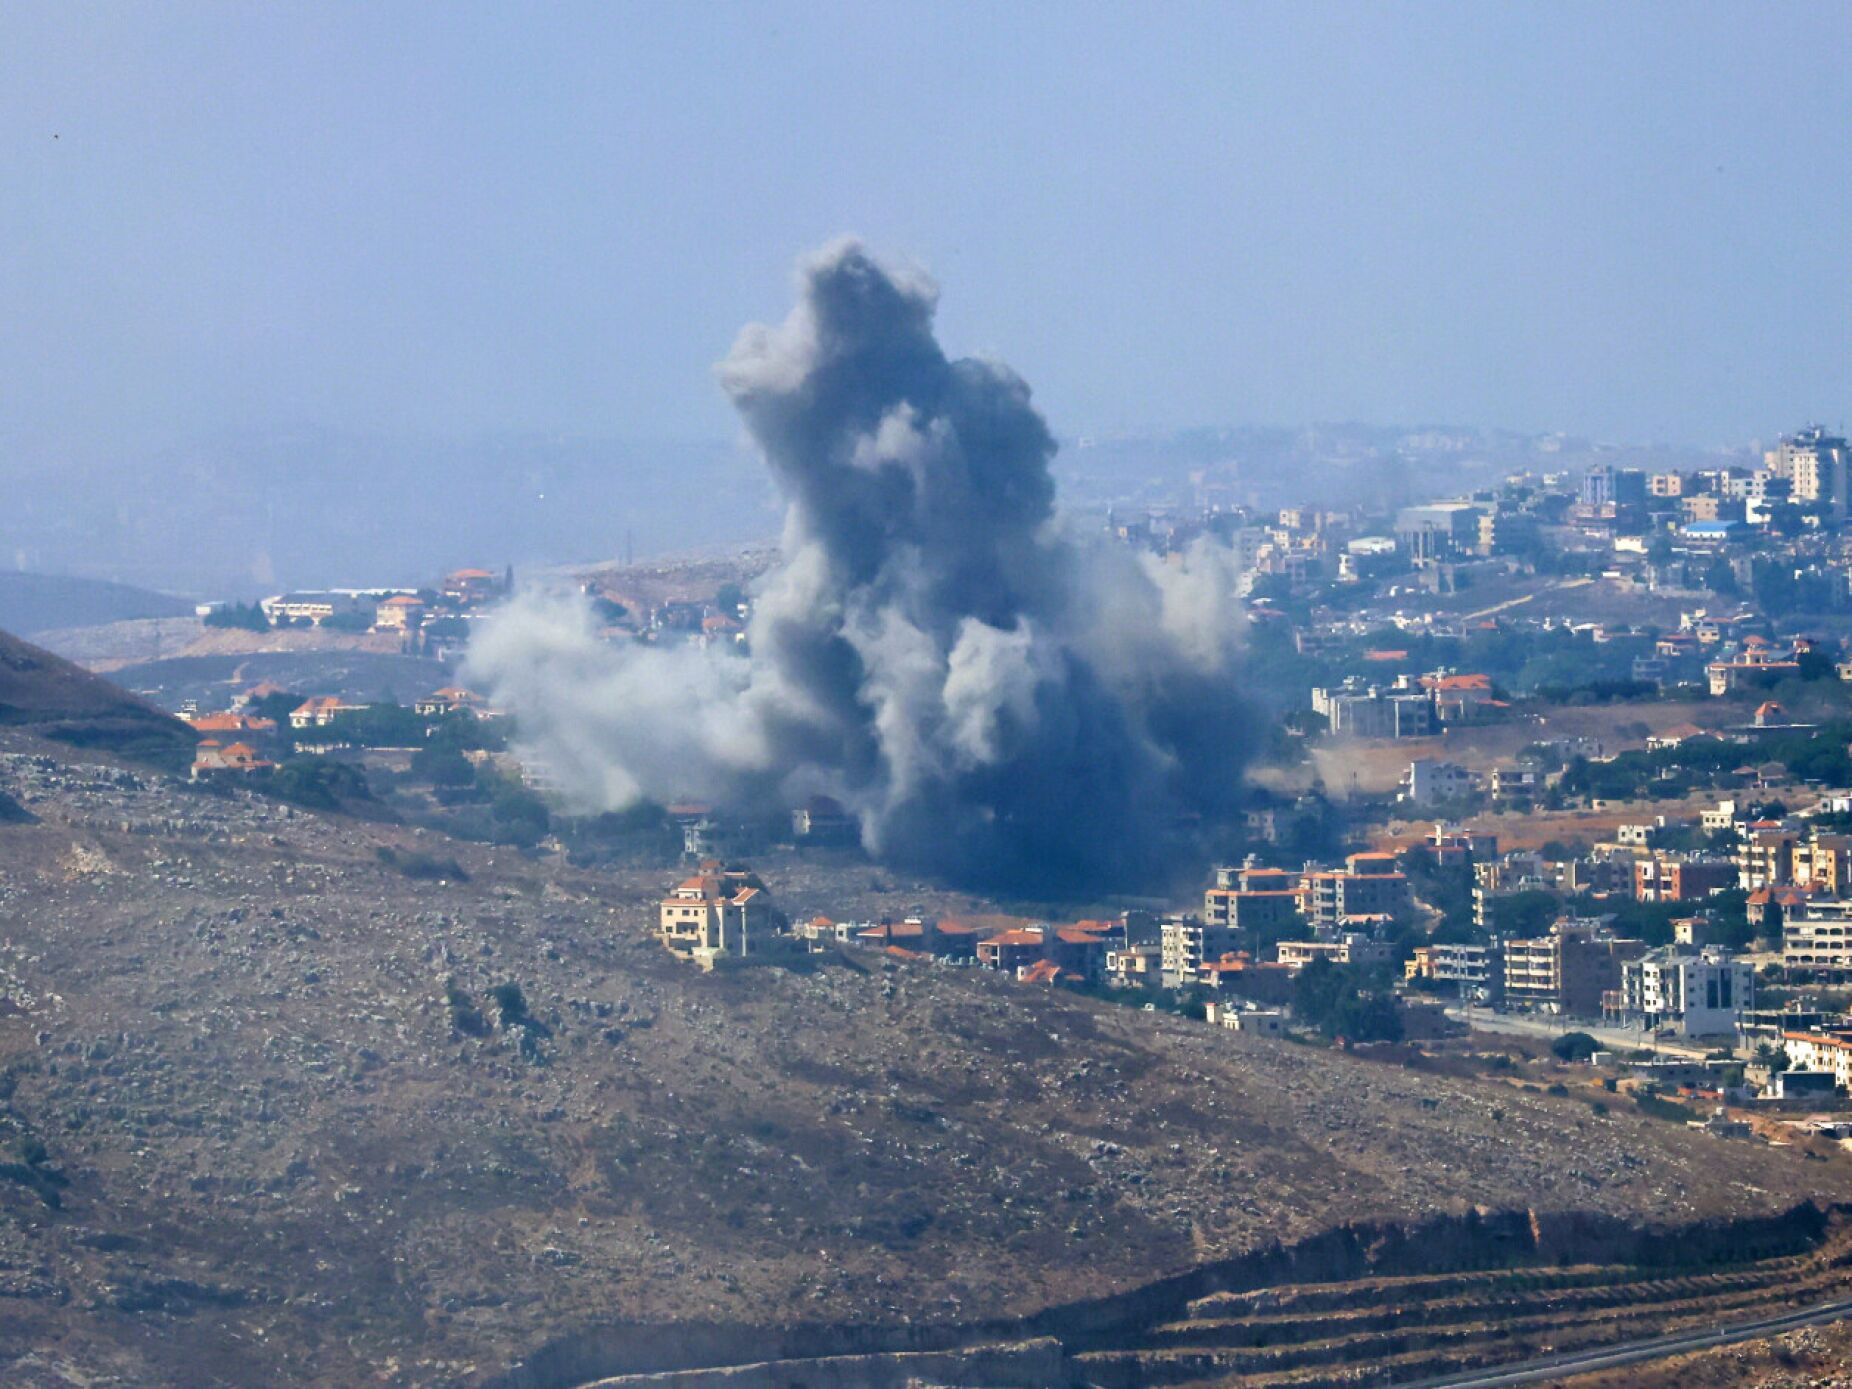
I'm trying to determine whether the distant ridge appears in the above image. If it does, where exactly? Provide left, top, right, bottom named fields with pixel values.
left=0, top=570, right=194, bottom=636
left=0, top=626, right=194, bottom=770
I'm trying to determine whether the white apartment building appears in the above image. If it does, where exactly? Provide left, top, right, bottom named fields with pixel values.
left=1612, top=948, right=1753, bottom=1037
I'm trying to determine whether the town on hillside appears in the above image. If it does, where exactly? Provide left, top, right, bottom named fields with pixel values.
left=111, top=426, right=1852, bottom=1143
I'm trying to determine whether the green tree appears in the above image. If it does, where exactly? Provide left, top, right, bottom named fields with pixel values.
left=1552, top=1031, right=1599, bottom=1063
left=204, top=601, right=270, bottom=631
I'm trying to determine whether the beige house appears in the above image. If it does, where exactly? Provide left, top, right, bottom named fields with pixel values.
left=658, top=863, right=788, bottom=967
left=374, top=594, right=427, bottom=631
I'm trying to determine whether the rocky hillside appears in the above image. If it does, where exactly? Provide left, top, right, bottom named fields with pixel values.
left=0, top=732, right=1844, bottom=1388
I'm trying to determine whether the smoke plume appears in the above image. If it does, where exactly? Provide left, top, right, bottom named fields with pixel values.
left=468, top=240, right=1254, bottom=893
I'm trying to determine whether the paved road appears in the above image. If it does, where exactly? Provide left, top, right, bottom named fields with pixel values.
left=1446, top=1006, right=1718, bottom=1061
left=1393, top=1295, right=1852, bottom=1387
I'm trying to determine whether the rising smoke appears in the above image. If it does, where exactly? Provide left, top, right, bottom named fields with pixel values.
left=468, top=240, right=1254, bottom=894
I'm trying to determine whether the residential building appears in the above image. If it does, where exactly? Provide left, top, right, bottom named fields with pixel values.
left=1105, top=943, right=1164, bottom=989
left=261, top=590, right=374, bottom=626
left=1502, top=925, right=1645, bottom=1016
left=1161, top=916, right=1233, bottom=988
left=658, top=864, right=786, bottom=965
left=1793, top=833, right=1852, bottom=896
left=1783, top=899, right=1852, bottom=977
left=373, top=594, right=427, bottom=631
left=1405, top=942, right=1503, bottom=1001
left=289, top=696, right=361, bottom=729
left=190, top=739, right=274, bottom=779
left=1779, top=1030, right=1852, bottom=1090
left=1765, top=427, right=1850, bottom=517
left=1609, top=948, right=1752, bottom=1037
left=1422, top=672, right=1500, bottom=723
left=1202, top=882, right=1301, bottom=945
left=1632, top=855, right=1736, bottom=904
left=1276, top=934, right=1392, bottom=969
left=1195, top=954, right=1297, bottom=1004
left=1489, top=766, right=1541, bottom=802
left=1204, top=1001, right=1286, bottom=1034
left=1400, top=758, right=1475, bottom=806
left=1738, top=823, right=1803, bottom=891
left=1395, top=502, right=1482, bottom=561
left=791, top=795, right=857, bottom=845
left=1313, top=684, right=1437, bottom=738
left=1303, top=854, right=1410, bottom=931
left=977, top=927, right=1049, bottom=975
left=413, top=687, right=496, bottom=719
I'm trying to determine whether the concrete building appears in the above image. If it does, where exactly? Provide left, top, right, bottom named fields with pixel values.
left=1400, top=759, right=1475, bottom=806
left=1610, top=948, right=1753, bottom=1037
left=1784, top=899, right=1852, bottom=977
left=1303, top=855, right=1410, bottom=931
left=1395, top=502, right=1483, bottom=561
left=1104, top=943, right=1164, bottom=989
left=658, top=864, right=787, bottom=966
left=1765, top=427, right=1850, bottom=518
left=1405, top=942, right=1503, bottom=1001
left=1779, top=1030, right=1852, bottom=1091
left=1276, top=934, right=1392, bottom=969
left=1201, top=881, right=1301, bottom=946
left=1738, top=823, right=1803, bottom=891
left=1632, top=855, right=1736, bottom=904
left=1160, top=916, right=1234, bottom=989
left=1502, top=925, right=1645, bottom=1017
left=1313, top=684, right=1437, bottom=738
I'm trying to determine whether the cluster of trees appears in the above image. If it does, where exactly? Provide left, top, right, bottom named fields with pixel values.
left=203, top=602, right=269, bottom=631
left=1561, top=720, right=1852, bottom=806
left=1292, top=957, right=1404, bottom=1043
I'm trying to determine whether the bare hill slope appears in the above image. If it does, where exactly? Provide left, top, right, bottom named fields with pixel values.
left=0, top=738, right=1842, bottom=1387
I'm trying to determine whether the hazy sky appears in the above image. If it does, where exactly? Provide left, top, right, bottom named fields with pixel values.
left=4, top=3, right=1850, bottom=449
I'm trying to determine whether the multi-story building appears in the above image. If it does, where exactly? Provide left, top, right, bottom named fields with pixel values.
left=1405, top=942, right=1504, bottom=1000
left=1609, top=948, right=1753, bottom=1037
left=1313, top=685, right=1437, bottom=738
left=1472, top=850, right=1550, bottom=929
left=1400, top=758, right=1475, bottom=805
left=1503, top=925, right=1645, bottom=1016
left=1793, top=833, right=1852, bottom=896
left=658, top=864, right=785, bottom=964
left=1738, top=823, right=1803, bottom=891
left=1202, top=881, right=1301, bottom=945
left=1303, top=854, right=1410, bottom=932
left=1632, top=855, right=1736, bottom=904
left=1104, top=943, right=1163, bottom=988
left=1395, top=502, right=1483, bottom=561
left=1489, top=766, right=1541, bottom=801
left=1160, top=916, right=1234, bottom=989
left=976, top=927, right=1051, bottom=975
left=1765, top=426, right=1850, bottom=517
left=1276, top=934, right=1392, bottom=969
left=1783, top=899, right=1852, bottom=977
left=1778, top=1030, right=1852, bottom=1090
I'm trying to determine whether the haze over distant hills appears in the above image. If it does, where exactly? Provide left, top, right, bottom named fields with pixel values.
left=0, top=430, right=778, bottom=599
left=3, top=423, right=1757, bottom=601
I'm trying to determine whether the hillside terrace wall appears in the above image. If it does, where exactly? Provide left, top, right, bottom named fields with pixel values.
left=476, top=1201, right=1836, bottom=1389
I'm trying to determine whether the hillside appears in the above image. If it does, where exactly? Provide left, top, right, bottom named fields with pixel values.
left=0, top=629, right=195, bottom=771
left=0, top=571, right=195, bottom=639
left=0, top=732, right=1845, bottom=1387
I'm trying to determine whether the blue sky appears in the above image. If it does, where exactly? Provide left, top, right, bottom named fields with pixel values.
left=4, top=2, right=1850, bottom=447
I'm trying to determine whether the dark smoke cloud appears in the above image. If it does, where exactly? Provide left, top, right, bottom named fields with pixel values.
left=469, top=240, right=1254, bottom=894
